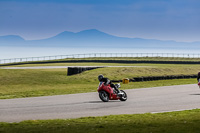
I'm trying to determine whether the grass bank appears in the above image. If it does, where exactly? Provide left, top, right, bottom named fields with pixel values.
left=0, top=63, right=199, bottom=99
left=2, top=57, right=200, bottom=67
left=1, top=109, right=200, bottom=133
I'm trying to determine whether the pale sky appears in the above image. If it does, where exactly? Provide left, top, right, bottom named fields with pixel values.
left=0, top=0, right=200, bottom=42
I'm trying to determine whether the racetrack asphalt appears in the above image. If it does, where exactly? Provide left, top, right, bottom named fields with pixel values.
left=1, top=84, right=200, bottom=122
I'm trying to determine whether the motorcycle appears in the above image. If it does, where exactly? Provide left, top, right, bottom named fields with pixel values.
left=97, top=82, right=127, bottom=102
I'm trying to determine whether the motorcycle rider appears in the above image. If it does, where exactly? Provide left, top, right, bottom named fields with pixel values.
left=98, top=74, right=122, bottom=95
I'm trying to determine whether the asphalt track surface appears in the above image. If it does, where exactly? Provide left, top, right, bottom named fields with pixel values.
left=1, top=84, right=200, bottom=122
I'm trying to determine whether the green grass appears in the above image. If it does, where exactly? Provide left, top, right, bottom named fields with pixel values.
left=0, top=63, right=199, bottom=99
left=0, top=62, right=150, bottom=67
left=1, top=57, right=200, bottom=67
left=1, top=59, right=200, bottom=132
left=1, top=109, right=200, bottom=133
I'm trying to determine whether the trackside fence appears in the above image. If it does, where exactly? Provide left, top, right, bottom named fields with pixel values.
left=1, top=53, right=200, bottom=64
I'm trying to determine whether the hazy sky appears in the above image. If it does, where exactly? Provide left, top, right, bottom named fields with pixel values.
left=0, top=0, right=200, bottom=42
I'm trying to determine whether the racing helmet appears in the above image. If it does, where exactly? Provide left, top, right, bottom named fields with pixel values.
left=98, top=74, right=104, bottom=81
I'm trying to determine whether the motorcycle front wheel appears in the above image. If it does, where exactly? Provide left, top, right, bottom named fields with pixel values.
left=119, top=90, right=127, bottom=101
left=99, top=91, right=109, bottom=102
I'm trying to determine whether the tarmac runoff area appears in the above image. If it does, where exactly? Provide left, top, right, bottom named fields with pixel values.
left=0, top=84, right=200, bottom=122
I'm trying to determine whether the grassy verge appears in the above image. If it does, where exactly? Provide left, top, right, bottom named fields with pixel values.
left=0, top=63, right=199, bottom=99
left=0, top=62, right=152, bottom=67
left=1, top=57, right=200, bottom=67
left=1, top=109, right=200, bottom=133
left=0, top=60, right=200, bottom=132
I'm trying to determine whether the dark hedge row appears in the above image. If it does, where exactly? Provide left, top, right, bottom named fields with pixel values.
left=67, top=67, right=102, bottom=76
left=111, top=75, right=197, bottom=83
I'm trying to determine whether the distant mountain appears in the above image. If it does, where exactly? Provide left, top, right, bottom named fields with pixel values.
left=0, top=29, right=200, bottom=48
left=0, top=35, right=25, bottom=46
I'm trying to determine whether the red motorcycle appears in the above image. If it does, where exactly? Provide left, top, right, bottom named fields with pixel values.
left=97, top=82, right=127, bottom=102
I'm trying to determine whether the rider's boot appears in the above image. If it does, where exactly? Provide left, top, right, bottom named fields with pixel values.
left=117, top=89, right=123, bottom=96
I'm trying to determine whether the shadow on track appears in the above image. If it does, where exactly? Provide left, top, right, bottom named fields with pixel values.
left=87, top=101, right=103, bottom=103
left=190, top=94, right=200, bottom=95
left=86, top=100, right=122, bottom=104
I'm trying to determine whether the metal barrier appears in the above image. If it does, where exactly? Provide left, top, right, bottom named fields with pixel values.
left=0, top=53, right=200, bottom=64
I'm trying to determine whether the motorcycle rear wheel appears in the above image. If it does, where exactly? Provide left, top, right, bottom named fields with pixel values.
left=119, top=90, right=127, bottom=101
left=99, top=91, right=109, bottom=102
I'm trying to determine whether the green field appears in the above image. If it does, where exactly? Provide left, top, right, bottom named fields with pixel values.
left=1, top=109, right=200, bottom=133
left=1, top=58, right=200, bottom=132
left=0, top=62, right=199, bottom=99
left=2, top=57, right=200, bottom=67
